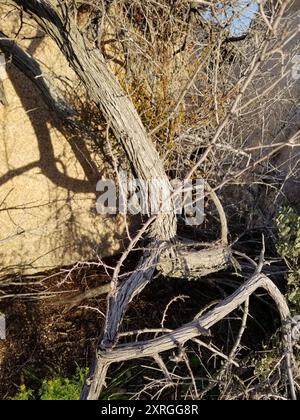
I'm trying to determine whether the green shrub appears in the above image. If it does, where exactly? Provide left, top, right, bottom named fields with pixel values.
left=276, top=206, right=300, bottom=310
left=12, top=385, right=35, bottom=400
left=40, top=368, right=88, bottom=400
left=12, top=368, right=88, bottom=401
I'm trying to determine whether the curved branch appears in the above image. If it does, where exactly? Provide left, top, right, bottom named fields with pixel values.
left=8, top=1, right=176, bottom=235
left=5, top=0, right=235, bottom=401
left=0, top=30, right=72, bottom=116
left=82, top=273, right=294, bottom=400
left=205, top=182, right=228, bottom=246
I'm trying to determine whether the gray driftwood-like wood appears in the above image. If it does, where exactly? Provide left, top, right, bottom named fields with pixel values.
left=158, top=245, right=231, bottom=279
left=4, top=1, right=178, bottom=358
left=6, top=0, right=291, bottom=402
left=80, top=273, right=294, bottom=400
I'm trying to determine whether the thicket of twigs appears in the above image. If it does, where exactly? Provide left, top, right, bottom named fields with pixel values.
left=0, top=0, right=300, bottom=400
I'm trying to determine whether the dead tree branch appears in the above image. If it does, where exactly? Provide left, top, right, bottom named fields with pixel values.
left=81, top=273, right=294, bottom=400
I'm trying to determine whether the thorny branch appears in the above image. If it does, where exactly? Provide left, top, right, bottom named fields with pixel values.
left=0, top=0, right=299, bottom=401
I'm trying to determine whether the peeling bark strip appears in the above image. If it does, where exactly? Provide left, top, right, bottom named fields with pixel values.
left=0, top=53, right=7, bottom=80
left=0, top=52, right=7, bottom=105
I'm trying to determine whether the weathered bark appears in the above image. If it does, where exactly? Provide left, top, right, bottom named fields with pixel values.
left=5, top=0, right=177, bottom=348
left=4, top=0, right=231, bottom=400
left=0, top=29, right=114, bottom=149
left=158, top=245, right=231, bottom=279
left=0, top=6, right=230, bottom=317
left=7, top=1, right=175, bottom=237
left=60, top=244, right=230, bottom=310
left=81, top=272, right=295, bottom=400
left=0, top=30, right=72, bottom=116
left=1, top=0, right=296, bottom=401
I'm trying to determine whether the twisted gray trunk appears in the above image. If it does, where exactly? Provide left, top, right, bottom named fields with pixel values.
left=4, top=0, right=230, bottom=400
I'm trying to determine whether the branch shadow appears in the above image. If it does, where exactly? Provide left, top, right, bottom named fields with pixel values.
left=0, top=30, right=128, bottom=272
left=1, top=32, right=101, bottom=194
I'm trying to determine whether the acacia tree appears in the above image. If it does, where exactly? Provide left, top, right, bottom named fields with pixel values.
left=1, top=0, right=299, bottom=400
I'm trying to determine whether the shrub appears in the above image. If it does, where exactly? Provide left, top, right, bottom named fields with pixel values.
left=12, top=368, right=88, bottom=401
left=12, top=385, right=34, bottom=401
left=276, top=206, right=300, bottom=311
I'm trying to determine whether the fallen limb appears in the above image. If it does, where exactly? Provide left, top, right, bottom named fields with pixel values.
left=81, top=272, right=295, bottom=400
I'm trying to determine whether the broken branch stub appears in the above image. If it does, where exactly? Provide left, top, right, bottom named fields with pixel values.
left=158, top=245, right=231, bottom=279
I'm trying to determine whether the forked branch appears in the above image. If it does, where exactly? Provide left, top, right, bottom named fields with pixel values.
left=81, top=273, right=295, bottom=400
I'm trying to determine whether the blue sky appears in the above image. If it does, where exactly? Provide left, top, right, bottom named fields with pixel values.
left=204, top=1, right=259, bottom=35
left=231, top=1, right=259, bottom=35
